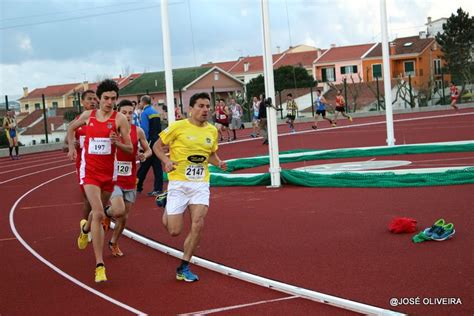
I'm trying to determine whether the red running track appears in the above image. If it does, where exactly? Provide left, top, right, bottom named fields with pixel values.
left=1, top=108, right=473, bottom=315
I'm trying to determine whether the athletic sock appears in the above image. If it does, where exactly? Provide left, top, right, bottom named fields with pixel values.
left=15, top=146, right=19, bottom=156
left=179, top=260, right=189, bottom=270
left=96, top=263, right=104, bottom=268
left=9, top=147, right=13, bottom=156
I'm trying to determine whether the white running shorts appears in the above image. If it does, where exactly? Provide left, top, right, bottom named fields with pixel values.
left=165, top=180, right=210, bottom=215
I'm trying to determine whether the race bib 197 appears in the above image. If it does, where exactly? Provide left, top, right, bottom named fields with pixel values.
left=88, top=138, right=111, bottom=155
left=185, top=164, right=205, bottom=180
left=117, top=161, right=132, bottom=176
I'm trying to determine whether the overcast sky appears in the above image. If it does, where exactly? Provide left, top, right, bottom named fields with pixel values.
left=0, top=0, right=472, bottom=98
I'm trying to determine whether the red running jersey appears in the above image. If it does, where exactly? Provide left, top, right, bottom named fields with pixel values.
left=80, top=110, right=118, bottom=185
left=116, top=124, right=138, bottom=190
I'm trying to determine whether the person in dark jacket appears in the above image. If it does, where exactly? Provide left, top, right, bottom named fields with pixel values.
left=136, top=95, right=163, bottom=196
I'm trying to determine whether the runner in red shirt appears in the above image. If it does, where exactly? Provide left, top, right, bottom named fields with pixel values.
left=449, top=81, right=459, bottom=111
left=332, top=89, right=352, bottom=126
left=105, top=99, right=151, bottom=257
left=67, top=79, right=132, bottom=283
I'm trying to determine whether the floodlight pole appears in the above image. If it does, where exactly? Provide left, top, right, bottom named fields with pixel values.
left=161, top=0, right=175, bottom=123
left=261, top=0, right=281, bottom=187
left=380, top=0, right=395, bottom=146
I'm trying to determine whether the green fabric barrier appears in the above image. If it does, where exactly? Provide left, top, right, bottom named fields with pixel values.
left=280, top=168, right=474, bottom=188
left=226, top=143, right=474, bottom=172
left=210, top=173, right=271, bottom=186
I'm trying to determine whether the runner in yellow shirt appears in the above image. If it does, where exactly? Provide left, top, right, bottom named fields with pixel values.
left=153, top=92, right=227, bottom=282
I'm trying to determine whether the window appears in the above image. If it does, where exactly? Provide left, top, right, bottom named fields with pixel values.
left=25, top=104, right=29, bottom=111
left=35, top=103, right=41, bottom=110
left=340, top=65, right=358, bottom=75
left=403, top=42, right=413, bottom=47
left=435, top=80, right=443, bottom=90
left=321, top=67, right=335, bottom=82
left=433, top=59, right=442, bottom=75
left=372, top=64, right=382, bottom=79
left=404, top=61, right=415, bottom=76
left=52, top=101, right=58, bottom=109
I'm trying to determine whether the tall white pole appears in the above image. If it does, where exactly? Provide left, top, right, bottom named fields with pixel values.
left=161, top=0, right=175, bottom=123
left=380, top=0, right=395, bottom=146
left=261, top=0, right=281, bottom=187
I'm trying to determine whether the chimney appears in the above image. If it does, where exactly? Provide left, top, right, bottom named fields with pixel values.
left=50, top=123, right=55, bottom=132
left=244, top=62, right=250, bottom=72
left=276, top=46, right=280, bottom=53
left=23, top=87, right=29, bottom=97
left=419, top=31, right=427, bottom=39
left=317, top=48, right=322, bottom=58
left=427, top=16, right=432, bottom=24
left=330, top=44, right=336, bottom=48
left=389, top=42, right=396, bottom=55
left=83, top=81, right=89, bottom=91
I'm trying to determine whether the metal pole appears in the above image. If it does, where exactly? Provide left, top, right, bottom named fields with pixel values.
left=161, top=0, right=175, bottom=123
left=310, top=86, right=314, bottom=117
left=380, top=0, right=395, bottom=146
left=376, top=76, right=380, bottom=110
left=5, top=95, right=9, bottom=111
left=178, top=88, right=183, bottom=114
left=77, top=92, right=82, bottom=112
left=441, top=70, right=446, bottom=105
left=278, top=90, right=283, bottom=119
left=211, top=86, right=216, bottom=110
left=41, top=94, right=49, bottom=144
left=261, top=0, right=281, bottom=187
left=343, top=78, right=348, bottom=112
left=408, top=74, right=413, bottom=108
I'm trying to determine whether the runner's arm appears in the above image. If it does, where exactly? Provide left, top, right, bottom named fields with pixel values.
left=113, top=113, right=133, bottom=154
left=153, top=139, right=177, bottom=172
left=209, top=152, right=227, bottom=170
left=137, top=127, right=152, bottom=162
left=66, top=111, right=91, bottom=160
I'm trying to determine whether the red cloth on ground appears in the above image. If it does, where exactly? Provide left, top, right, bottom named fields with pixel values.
left=388, top=217, right=417, bottom=233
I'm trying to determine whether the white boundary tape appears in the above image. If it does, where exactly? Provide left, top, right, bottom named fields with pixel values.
left=118, top=225, right=405, bottom=316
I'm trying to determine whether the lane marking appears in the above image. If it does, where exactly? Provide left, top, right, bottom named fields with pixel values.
left=118, top=225, right=404, bottom=316
left=0, top=237, right=17, bottom=242
left=0, top=158, right=70, bottom=174
left=0, top=163, right=74, bottom=184
left=9, top=171, right=147, bottom=316
left=178, top=295, right=299, bottom=315
left=20, top=202, right=83, bottom=210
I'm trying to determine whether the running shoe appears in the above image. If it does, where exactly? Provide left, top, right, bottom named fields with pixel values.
left=77, top=219, right=89, bottom=250
left=349, top=116, right=353, bottom=122
left=176, top=265, right=199, bottom=282
left=332, top=123, right=337, bottom=127
left=95, top=265, right=107, bottom=283
left=422, top=218, right=445, bottom=238
left=109, top=242, right=124, bottom=257
left=155, top=191, right=168, bottom=208
left=311, top=125, right=317, bottom=130
left=147, top=191, right=162, bottom=197
left=432, top=223, right=455, bottom=241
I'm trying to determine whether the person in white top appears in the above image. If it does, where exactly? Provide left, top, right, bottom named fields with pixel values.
left=229, top=98, right=243, bottom=140
left=250, top=96, right=261, bottom=138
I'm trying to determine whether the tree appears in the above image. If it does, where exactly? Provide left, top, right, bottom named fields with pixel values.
left=436, top=8, right=474, bottom=87
left=64, top=110, right=80, bottom=122
left=245, top=65, right=315, bottom=103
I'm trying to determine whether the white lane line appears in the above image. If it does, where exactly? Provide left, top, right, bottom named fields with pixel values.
left=9, top=171, right=147, bottom=316
left=178, top=295, right=299, bottom=315
left=119, top=226, right=404, bottom=316
left=20, top=202, right=83, bottom=210
left=0, top=163, right=74, bottom=184
left=219, top=111, right=474, bottom=146
left=0, top=158, right=70, bottom=174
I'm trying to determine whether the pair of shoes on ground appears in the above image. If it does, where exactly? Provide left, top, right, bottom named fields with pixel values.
left=422, top=219, right=455, bottom=241
left=413, top=219, right=455, bottom=242
left=311, top=125, right=318, bottom=130
left=176, top=265, right=199, bottom=282
left=10, top=155, right=20, bottom=160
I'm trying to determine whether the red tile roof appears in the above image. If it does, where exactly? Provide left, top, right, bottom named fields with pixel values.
left=230, top=54, right=284, bottom=74
left=364, top=36, right=435, bottom=58
left=20, top=83, right=79, bottom=100
left=201, top=60, right=240, bottom=72
left=21, top=116, right=66, bottom=135
left=315, top=44, right=375, bottom=64
left=17, top=109, right=43, bottom=128
left=274, top=50, right=324, bottom=68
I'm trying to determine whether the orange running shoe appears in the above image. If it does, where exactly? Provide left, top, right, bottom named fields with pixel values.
left=109, top=242, right=124, bottom=257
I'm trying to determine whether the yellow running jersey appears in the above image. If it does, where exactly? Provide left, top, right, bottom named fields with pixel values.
left=159, top=119, right=218, bottom=182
